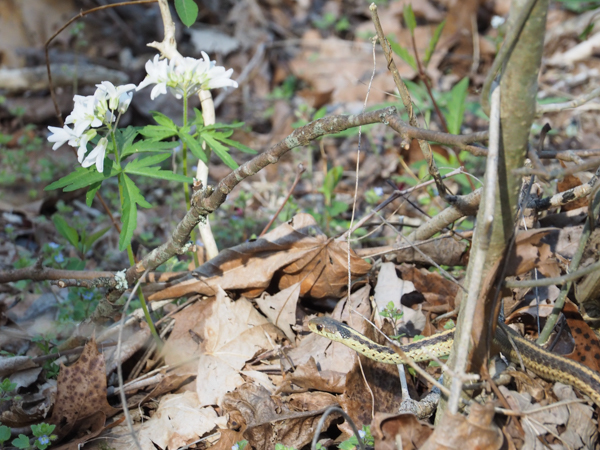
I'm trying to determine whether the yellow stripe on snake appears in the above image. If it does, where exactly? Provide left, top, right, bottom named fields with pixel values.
left=308, top=317, right=600, bottom=407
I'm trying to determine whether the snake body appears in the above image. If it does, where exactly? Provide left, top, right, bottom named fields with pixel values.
left=308, top=316, right=600, bottom=407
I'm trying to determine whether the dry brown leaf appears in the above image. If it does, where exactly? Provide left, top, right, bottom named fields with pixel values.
left=255, top=281, right=301, bottom=341
left=136, top=391, right=218, bottom=450
left=289, top=30, right=406, bottom=105
left=557, top=169, right=588, bottom=211
left=276, top=215, right=371, bottom=298
left=421, top=403, right=503, bottom=450
left=162, top=298, right=214, bottom=373
left=506, top=228, right=561, bottom=278
left=139, top=373, right=195, bottom=405
left=339, top=341, right=407, bottom=427
left=0, top=356, right=37, bottom=378
left=49, top=338, right=118, bottom=441
left=286, top=391, right=338, bottom=412
left=393, top=236, right=469, bottom=266
left=279, top=357, right=346, bottom=394
left=210, top=429, right=245, bottom=450
left=0, top=380, right=54, bottom=427
left=371, top=412, right=434, bottom=450
left=221, top=383, right=340, bottom=450
left=500, top=386, right=571, bottom=448
left=398, top=264, right=459, bottom=309
left=51, top=411, right=106, bottom=450
left=196, top=288, right=284, bottom=406
left=149, top=213, right=370, bottom=301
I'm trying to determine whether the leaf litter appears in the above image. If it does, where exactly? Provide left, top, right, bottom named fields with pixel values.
left=2, top=0, right=600, bottom=448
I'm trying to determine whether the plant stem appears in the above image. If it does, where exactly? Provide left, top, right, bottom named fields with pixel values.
left=110, top=131, right=162, bottom=348
left=181, top=96, right=200, bottom=268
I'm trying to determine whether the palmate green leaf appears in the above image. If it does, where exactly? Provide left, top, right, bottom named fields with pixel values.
left=179, top=132, right=209, bottom=164
left=121, top=139, right=179, bottom=158
left=389, top=40, right=417, bottom=71
left=45, top=160, right=120, bottom=192
left=202, top=133, right=238, bottom=169
left=174, top=0, right=198, bottom=27
left=446, top=77, right=469, bottom=134
left=119, top=174, right=152, bottom=251
left=424, top=20, right=446, bottom=67
left=52, top=215, right=79, bottom=248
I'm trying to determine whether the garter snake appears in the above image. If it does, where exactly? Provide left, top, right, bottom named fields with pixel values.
left=308, top=316, right=600, bottom=407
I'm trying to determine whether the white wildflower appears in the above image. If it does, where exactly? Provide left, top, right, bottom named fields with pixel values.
left=65, top=95, right=102, bottom=135
left=96, top=81, right=136, bottom=113
left=81, top=137, right=108, bottom=173
left=137, top=52, right=238, bottom=100
left=136, top=54, right=169, bottom=100
left=47, top=125, right=80, bottom=150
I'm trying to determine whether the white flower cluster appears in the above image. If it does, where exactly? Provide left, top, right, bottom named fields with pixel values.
left=136, top=52, right=238, bottom=100
left=47, top=81, right=136, bottom=172
left=48, top=53, right=238, bottom=173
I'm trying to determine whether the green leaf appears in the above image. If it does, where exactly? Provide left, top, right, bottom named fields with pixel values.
left=12, top=434, right=30, bottom=449
left=327, top=199, right=349, bottom=217
left=85, top=181, right=102, bottom=207
left=319, top=165, right=344, bottom=203
left=202, top=133, right=238, bottom=169
left=52, top=215, right=79, bottom=248
left=443, top=319, right=456, bottom=329
left=235, top=441, right=248, bottom=450
left=192, top=108, right=204, bottom=126
left=114, top=126, right=139, bottom=155
left=83, top=226, right=111, bottom=252
left=65, top=258, right=86, bottom=270
left=446, top=77, right=469, bottom=134
left=313, top=106, right=327, bottom=120
left=126, top=165, right=193, bottom=183
left=424, top=20, right=446, bottom=67
left=121, top=139, right=179, bottom=158
left=175, top=0, right=198, bottom=27
left=579, top=21, right=595, bottom=40
left=216, top=137, right=256, bottom=154
left=45, top=160, right=120, bottom=192
left=403, top=4, right=417, bottom=33
left=125, top=153, right=171, bottom=170
left=389, top=40, right=417, bottom=71
left=151, top=111, right=179, bottom=131
left=179, top=132, right=209, bottom=164
left=203, top=122, right=246, bottom=132
left=119, top=174, right=152, bottom=251
left=0, top=425, right=11, bottom=444
left=138, top=125, right=178, bottom=141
